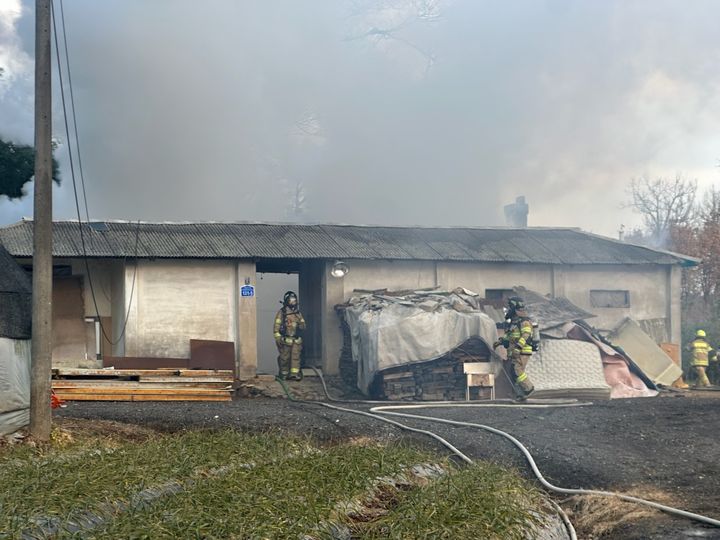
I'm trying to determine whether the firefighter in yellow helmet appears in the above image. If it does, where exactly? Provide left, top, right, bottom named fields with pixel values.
left=494, top=296, right=536, bottom=400
left=687, top=329, right=715, bottom=387
left=274, top=291, right=306, bottom=381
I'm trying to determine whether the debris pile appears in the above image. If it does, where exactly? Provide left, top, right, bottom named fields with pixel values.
left=336, top=288, right=499, bottom=398
left=376, top=338, right=490, bottom=401
left=515, top=288, right=658, bottom=399
left=337, top=314, right=358, bottom=391
left=337, top=285, right=673, bottom=401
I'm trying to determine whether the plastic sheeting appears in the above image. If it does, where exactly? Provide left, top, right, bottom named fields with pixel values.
left=0, top=337, right=31, bottom=436
left=343, top=291, right=499, bottom=394
left=564, top=323, right=658, bottom=399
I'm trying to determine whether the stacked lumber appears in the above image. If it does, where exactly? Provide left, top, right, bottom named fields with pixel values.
left=335, top=308, right=357, bottom=390
left=378, top=338, right=491, bottom=401
left=52, top=368, right=234, bottom=402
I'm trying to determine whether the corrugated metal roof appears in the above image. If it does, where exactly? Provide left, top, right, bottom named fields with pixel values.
left=0, top=219, right=697, bottom=266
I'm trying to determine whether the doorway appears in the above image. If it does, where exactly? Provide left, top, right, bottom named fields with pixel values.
left=255, top=272, right=299, bottom=374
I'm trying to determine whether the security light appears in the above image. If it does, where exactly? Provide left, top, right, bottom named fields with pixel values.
left=330, top=260, right=349, bottom=278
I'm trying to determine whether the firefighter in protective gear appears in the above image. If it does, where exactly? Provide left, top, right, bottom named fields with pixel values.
left=493, top=296, right=536, bottom=399
left=274, top=291, right=306, bottom=381
left=688, top=329, right=715, bottom=387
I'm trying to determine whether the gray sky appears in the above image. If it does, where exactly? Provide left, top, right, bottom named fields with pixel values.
left=1, top=0, right=719, bottom=235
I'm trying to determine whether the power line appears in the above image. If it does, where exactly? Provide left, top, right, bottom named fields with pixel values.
left=57, top=0, right=90, bottom=225
left=51, top=0, right=139, bottom=348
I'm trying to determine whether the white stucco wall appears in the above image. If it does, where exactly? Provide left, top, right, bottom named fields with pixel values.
left=125, top=260, right=236, bottom=359
left=118, top=259, right=258, bottom=377
left=70, top=259, right=114, bottom=318
left=342, top=260, right=438, bottom=292
left=555, top=265, right=670, bottom=333
left=437, top=262, right=554, bottom=296
left=110, top=262, right=126, bottom=357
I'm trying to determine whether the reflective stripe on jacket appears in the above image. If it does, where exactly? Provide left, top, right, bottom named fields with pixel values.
left=691, top=338, right=713, bottom=367
left=273, top=309, right=306, bottom=344
left=505, top=317, right=533, bottom=354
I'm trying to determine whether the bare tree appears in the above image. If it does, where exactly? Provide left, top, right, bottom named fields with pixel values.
left=627, top=175, right=698, bottom=248
left=282, top=178, right=308, bottom=220
left=344, top=0, right=444, bottom=74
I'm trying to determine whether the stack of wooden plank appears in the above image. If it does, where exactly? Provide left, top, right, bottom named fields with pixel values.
left=52, top=368, right=234, bottom=402
left=335, top=308, right=358, bottom=391
left=378, top=338, right=491, bottom=401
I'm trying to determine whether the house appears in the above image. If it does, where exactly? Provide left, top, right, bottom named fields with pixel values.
left=0, top=219, right=697, bottom=379
left=0, top=243, right=32, bottom=435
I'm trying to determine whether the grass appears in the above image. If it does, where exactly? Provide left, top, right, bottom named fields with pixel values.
left=348, top=463, right=545, bottom=540
left=564, top=487, right=677, bottom=538
left=0, top=419, right=544, bottom=539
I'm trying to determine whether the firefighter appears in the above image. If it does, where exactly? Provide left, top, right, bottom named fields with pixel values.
left=274, top=291, right=306, bottom=381
left=494, top=296, right=536, bottom=399
left=688, top=329, right=714, bottom=387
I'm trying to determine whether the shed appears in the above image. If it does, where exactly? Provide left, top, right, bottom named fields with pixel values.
left=0, top=243, right=32, bottom=435
left=0, top=219, right=699, bottom=378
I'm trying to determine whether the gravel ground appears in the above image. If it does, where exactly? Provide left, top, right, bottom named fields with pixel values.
left=57, top=391, right=720, bottom=539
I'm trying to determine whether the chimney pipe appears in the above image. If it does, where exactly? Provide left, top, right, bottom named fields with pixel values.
left=504, top=196, right=529, bottom=227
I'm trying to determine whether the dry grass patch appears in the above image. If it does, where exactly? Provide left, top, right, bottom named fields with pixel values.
left=1, top=418, right=159, bottom=456
left=53, top=418, right=158, bottom=443
left=564, top=487, right=678, bottom=538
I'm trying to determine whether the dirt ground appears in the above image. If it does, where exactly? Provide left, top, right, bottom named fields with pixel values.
left=57, top=391, right=720, bottom=539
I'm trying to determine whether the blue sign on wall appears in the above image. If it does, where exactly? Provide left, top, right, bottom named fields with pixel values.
left=241, top=285, right=255, bottom=297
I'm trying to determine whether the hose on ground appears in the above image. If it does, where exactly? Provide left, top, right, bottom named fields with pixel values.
left=303, top=368, right=720, bottom=530
left=277, top=373, right=576, bottom=539
left=371, top=404, right=720, bottom=529
left=275, top=376, right=472, bottom=464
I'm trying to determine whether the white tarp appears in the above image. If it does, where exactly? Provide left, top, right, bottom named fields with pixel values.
left=343, top=290, right=499, bottom=393
left=0, top=337, right=31, bottom=436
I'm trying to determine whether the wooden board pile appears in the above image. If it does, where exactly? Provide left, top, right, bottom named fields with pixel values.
left=377, top=338, right=491, bottom=401
left=335, top=307, right=358, bottom=391
left=52, top=368, right=234, bottom=402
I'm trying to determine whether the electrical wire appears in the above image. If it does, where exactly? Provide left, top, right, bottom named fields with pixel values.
left=51, top=1, right=139, bottom=347
left=57, top=0, right=90, bottom=225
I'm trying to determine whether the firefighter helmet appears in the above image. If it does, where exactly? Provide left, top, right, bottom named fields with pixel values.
left=283, top=291, right=298, bottom=307
left=696, top=329, right=707, bottom=338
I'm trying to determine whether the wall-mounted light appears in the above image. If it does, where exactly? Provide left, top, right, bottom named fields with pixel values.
left=330, top=260, right=349, bottom=278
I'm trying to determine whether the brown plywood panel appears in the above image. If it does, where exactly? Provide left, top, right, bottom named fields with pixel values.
left=661, top=343, right=680, bottom=365
left=52, top=276, right=88, bottom=366
left=190, top=339, right=235, bottom=370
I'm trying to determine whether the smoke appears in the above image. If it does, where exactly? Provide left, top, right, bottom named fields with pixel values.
left=2, top=0, right=720, bottom=235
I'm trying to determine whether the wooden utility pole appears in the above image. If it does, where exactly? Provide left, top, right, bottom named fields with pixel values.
left=29, top=0, right=53, bottom=440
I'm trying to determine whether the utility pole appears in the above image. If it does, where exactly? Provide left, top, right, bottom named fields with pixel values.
left=29, top=0, right=53, bottom=440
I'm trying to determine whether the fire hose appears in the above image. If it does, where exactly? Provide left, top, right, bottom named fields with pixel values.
left=275, top=370, right=720, bottom=538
